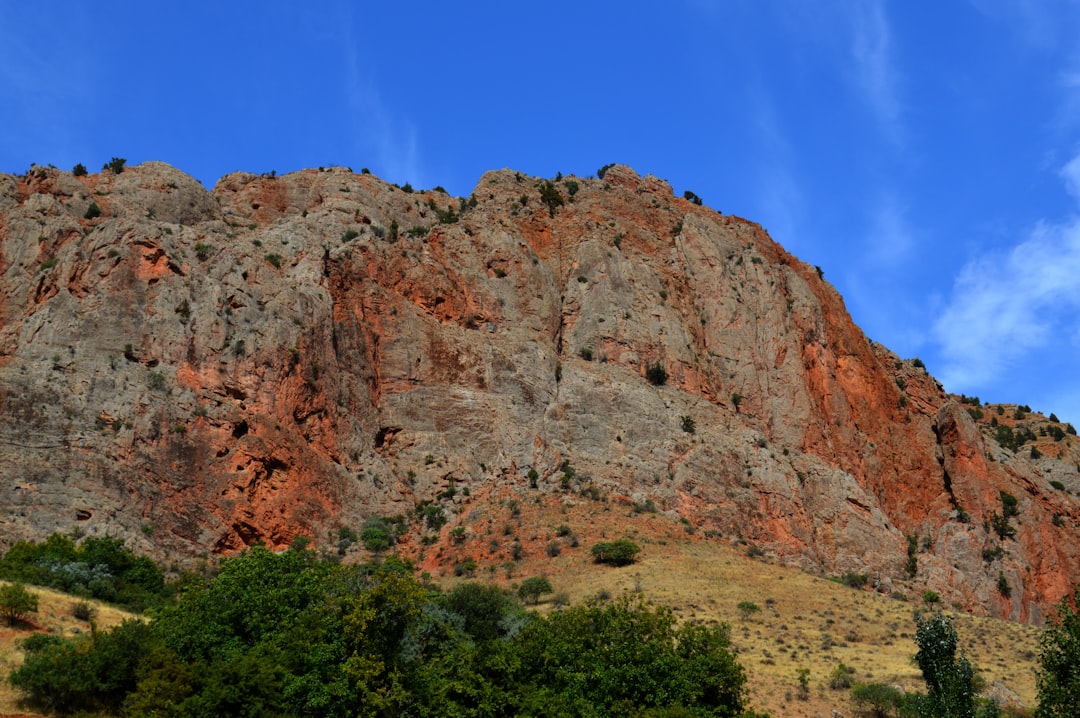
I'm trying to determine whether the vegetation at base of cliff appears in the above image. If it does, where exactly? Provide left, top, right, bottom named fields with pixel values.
left=9, top=545, right=760, bottom=718
left=0, top=533, right=167, bottom=612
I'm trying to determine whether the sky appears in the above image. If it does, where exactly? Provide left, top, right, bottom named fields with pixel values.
left=3, top=1, right=1080, bottom=423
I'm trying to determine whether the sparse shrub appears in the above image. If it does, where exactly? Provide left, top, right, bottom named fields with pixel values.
left=997, top=571, right=1011, bottom=599
left=796, top=667, right=811, bottom=700
left=597, top=163, right=615, bottom=179
left=71, top=600, right=95, bottom=621
left=842, top=572, right=869, bottom=589
left=264, top=253, right=283, bottom=269
left=683, top=190, right=703, bottom=206
left=829, top=663, right=854, bottom=690
left=342, top=229, right=359, bottom=242
left=578, top=347, right=593, bottom=361
left=194, top=243, right=212, bottom=260
left=538, top=180, right=564, bottom=217
left=737, top=600, right=760, bottom=621
left=546, top=541, right=561, bottom=558
left=681, top=415, right=696, bottom=433
left=1032, top=446, right=1043, bottom=460
left=1050, top=480, right=1065, bottom=491
left=104, top=157, right=126, bottom=174
left=646, top=362, right=668, bottom=386
left=84, top=202, right=101, bottom=219
left=72, top=163, right=87, bottom=177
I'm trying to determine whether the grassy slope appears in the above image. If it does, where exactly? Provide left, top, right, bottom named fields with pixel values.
left=416, top=489, right=1042, bottom=718
left=0, top=493, right=1043, bottom=718
left=0, top=582, right=136, bottom=717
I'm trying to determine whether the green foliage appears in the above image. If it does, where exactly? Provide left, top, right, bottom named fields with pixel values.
left=0, top=533, right=165, bottom=611
left=6, top=544, right=763, bottom=718
left=361, top=515, right=405, bottom=552
left=736, top=600, right=760, bottom=620
left=923, top=590, right=942, bottom=606
left=997, top=572, right=1011, bottom=599
left=0, top=582, right=38, bottom=626
left=514, top=596, right=749, bottom=716
left=914, top=612, right=977, bottom=718
left=518, top=576, right=554, bottom=605
left=1036, top=586, right=1080, bottom=717
left=907, top=533, right=920, bottom=578
left=841, top=572, right=869, bottom=589
left=597, top=163, right=615, bottom=179
left=828, top=662, right=854, bottom=690
left=683, top=190, right=704, bottom=205
left=681, top=415, right=696, bottom=434
left=84, top=201, right=101, bottom=219
left=342, top=228, right=360, bottom=242
left=72, top=162, right=87, bottom=176
left=264, top=253, right=283, bottom=268
left=591, top=538, right=641, bottom=566
left=388, top=218, right=399, bottom=241
left=104, top=157, right=127, bottom=174
left=538, top=180, right=565, bottom=217
left=579, top=346, right=593, bottom=361
left=851, top=681, right=905, bottom=717
left=646, top=361, right=668, bottom=386
left=194, top=242, right=213, bottom=260
left=11, top=618, right=152, bottom=715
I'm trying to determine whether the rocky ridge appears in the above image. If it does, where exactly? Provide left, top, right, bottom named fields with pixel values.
left=0, top=161, right=1077, bottom=622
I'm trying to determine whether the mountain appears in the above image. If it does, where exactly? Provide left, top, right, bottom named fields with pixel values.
left=1, top=161, right=1077, bottom=623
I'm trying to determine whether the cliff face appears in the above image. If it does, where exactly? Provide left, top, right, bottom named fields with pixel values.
left=1, top=161, right=1077, bottom=621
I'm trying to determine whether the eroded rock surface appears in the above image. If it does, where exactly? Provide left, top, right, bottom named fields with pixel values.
left=1, top=161, right=1077, bottom=621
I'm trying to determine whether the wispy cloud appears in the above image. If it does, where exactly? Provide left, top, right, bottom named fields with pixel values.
left=337, top=7, right=425, bottom=187
left=850, top=0, right=904, bottom=146
left=933, top=160, right=1080, bottom=390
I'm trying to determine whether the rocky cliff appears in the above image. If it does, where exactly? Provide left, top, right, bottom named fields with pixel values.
left=1, top=161, right=1077, bottom=622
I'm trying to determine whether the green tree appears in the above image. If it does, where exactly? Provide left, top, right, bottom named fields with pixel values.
left=913, top=612, right=976, bottom=718
left=591, top=538, right=642, bottom=566
left=1035, top=586, right=1080, bottom=717
left=0, top=582, right=38, bottom=626
left=514, top=596, right=749, bottom=716
left=517, top=576, right=554, bottom=605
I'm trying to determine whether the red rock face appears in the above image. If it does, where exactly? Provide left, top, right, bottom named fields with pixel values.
left=0, top=162, right=1077, bottom=621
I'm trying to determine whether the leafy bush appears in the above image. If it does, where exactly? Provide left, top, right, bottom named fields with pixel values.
left=736, top=600, right=760, bottom=620
left=518, top=576, right=554, bottom=605
left=851, top=681, right=905, bottom=717
left=84, top=201, right=101, bottom=219
left=538, top=180, right=564, bottom=217
left=104, top=157, right=126, bottom=174
left=1037, top=585, right=1080, bottom=717
left=0, top=582, right=38, bottom=626
left=913, top=613, right=976, bottom=718
left=72, top=163, right=87, bottom=176
left=841, top=572, right=869, bottom=589
left=0, top=533, right=165, bottom=611
left=264, top=253, right=283, bottom=268
left=646, top=362, right=668, bottom=386
left=681, top=415, right=696, bottom=433
left=591, top=539, right=641, bottom=566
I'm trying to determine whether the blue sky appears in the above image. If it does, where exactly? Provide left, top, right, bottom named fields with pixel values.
left=4, top=1, right=1080, bottom=423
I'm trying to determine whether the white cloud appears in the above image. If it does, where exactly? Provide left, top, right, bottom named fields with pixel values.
left=337, top=7, right=426, bottom=187
left=850, top=0, right=903, bottom=145
left=933, top=187, right=1080, bottom=389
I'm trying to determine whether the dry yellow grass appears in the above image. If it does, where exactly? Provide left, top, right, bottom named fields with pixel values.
left=0, top=581, right=136, bottom=717
left=425, top=492, right=1043, bottom=717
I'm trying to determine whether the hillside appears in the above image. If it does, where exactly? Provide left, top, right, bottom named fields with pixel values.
left=0, top=161, right=1078, bottom=623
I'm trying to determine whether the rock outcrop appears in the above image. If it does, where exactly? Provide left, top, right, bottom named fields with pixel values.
left=1, top=161, right=1077, bottom=621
